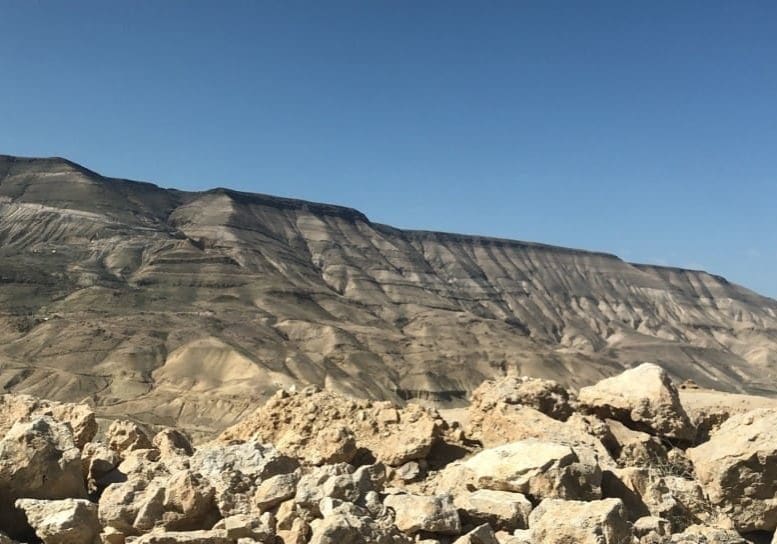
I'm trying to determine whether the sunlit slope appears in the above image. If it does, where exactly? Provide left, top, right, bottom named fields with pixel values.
left=1, top=154, right=775, bottom=434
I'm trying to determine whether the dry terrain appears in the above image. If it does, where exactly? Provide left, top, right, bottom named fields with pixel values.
left=1, top=154, right=776, bottom=435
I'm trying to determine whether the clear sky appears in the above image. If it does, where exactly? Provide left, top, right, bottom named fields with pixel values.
left=1, top=1, right=775, bottom=298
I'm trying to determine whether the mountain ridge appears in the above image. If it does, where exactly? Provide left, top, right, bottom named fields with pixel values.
left=0, top=153, right=775, bottom=437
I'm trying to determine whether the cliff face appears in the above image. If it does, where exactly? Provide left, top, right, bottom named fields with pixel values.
left=1, top=154, right=775, bottom=434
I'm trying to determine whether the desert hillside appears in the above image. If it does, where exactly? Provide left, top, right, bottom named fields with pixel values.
left=1, top=154, right=776, bottom=434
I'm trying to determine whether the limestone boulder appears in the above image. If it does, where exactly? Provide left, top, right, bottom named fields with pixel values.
left=15, top=498, right=99, bottom=544
left=160, top=470, right=220, bottom=531
left=668, top=524, right=747, bottom=543
left=451, top=524, right=499, bottom=544
left=469, top=376, right=574, bottom=421
left=189, top=440, right=298, bottom=517
left=131, top=530, right=232, bottom=544
left=254, top=472, right=299, bottom=511
left=0, top=417, right=87, bottom=538
left=453, top=489, right=532, bottom=532
left=464, top=404, right=615, bottom=470
left=604, top=418, right=668, bottom=468
left=219, top=387, right=450, bottom=466
left=686, top=408, right=777, bottom=532
left=106, top=420, right=152, bottom=456
left=0, top=394, right=97, bottom=449
left=152, top=429, right=194, bottom=459
left=462, top=439, right=602, bottom=501
left=528, top=498, right=632, bottom=544
left=383, top=493, right=461, bottom=535
left=578, top=363, right=694, bottom=441
left=81, top=442, right=121, bottom=493
left=308, top=510, right=412, bottom=544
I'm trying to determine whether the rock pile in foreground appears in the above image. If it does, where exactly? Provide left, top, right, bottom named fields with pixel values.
left=1, top=362, right=775, bottom=543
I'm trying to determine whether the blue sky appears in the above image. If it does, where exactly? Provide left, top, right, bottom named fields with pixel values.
left=1, top=1, right=775, bottom=298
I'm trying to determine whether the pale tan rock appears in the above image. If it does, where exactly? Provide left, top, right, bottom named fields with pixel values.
left=219, top=388, right=450, bottom=466
left=578, top=363, right=694, bottom=440
left=254, top=472, right=299, bottom=511
left=222, top=514, right=274, bottom=541
left=81, top=442, right=121, bottom=492
left=189, top=440, right=298, bottom=517
left=294, top=464, right=359, bottom=514
left=686, top=408, right=777, bottom=532
left=452, top=523, right=499, bottom=544
left=0, top=417, right=87, bottom=538
left=604, top=418, right=668, bottom=467
left=465, top=404, right=615, bottom=470
left=100, top=526, right=125, bottom=544
left=107, top=420, right=152, bottom=456
left=668, top=524, right=747, bottom=543
left=383, top=493, right=461, bottom=535
left=152, top=429, right=194, bottom=459
left=633, top=516, right=670, bottom=538
left=161, top=470, right=219, bottom=531
left=15, top=498, right=99, bottom=544
left=528, top=498, right=632, bottom=544
left=0, top=394, right=97, bottom=449
left=131, top=530, right=232, bottom=544
left=308, top=510, right=412, bottom=544
left=453, top=490, right=532, bottom=531
left=276, top=517, right=310, bottom=544
left=462, top=439, right=602, bottom=500
left=469, top=376, right=574, bottom=421
left=304, top=424, right=356, bottom=465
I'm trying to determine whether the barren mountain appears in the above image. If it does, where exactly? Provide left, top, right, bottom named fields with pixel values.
left=0, top=154, right=775, bottom=435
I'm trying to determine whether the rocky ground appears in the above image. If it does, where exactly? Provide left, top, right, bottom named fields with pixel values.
left=2, top=362, right=777, bottom=543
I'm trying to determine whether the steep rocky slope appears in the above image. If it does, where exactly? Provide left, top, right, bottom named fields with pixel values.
left=0, top=154, right=775, bottom=434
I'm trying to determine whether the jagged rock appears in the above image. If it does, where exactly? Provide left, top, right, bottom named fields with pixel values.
left=219, top=388, right=449, bottom=466
left=294, top=464, right=370, bottom=517
left=276, top=517, right=310, bottom=544
left=469, top=376, right=574, bottom=421
left=82, top=442, right=121, bottom=493
left=600, top=467, right=651, bottom=522
left=668, top=524, right=747, bottom=543
left=686, top=408, right=777, bottom=532
left=254, top=472, right=299, bottom=511
left=160, top=470, right=220, bottom=531
left=453, top=490, right=532, bottom=532
left=15, top=498, right=99, bottom=544
left=451, top=523, right=499, bottom=544
left=0, top=394, right=97, bottom=449
left=98, top=449, right=173, bottom=535
left=131, top=530, right=232, bottom=544
left=189, top=440, right=298, bottom=517
left=99, top=527, right=125, bottom=544
left=393, top=461, right=421, bottom=482
left=0, top=416, right=87, bottom=538
left=221, top=514, right=274, bottom=541
left=383, top=493, right=461, bottom=535
left=107, top=420, right=152, bottom=456
left=633, top=516, right=671, bottom=539
left=308, top=509, right=412, bottom=544
left=578, top=363, right=694, bottom=441
left=640, top=475, right=710, bottom=532
left=462, top=439, right=602, bottom=500
left=500, top=530, right=532, bottom=544
left=604, top=418, right=668, bottom=467
left=153, top=429, right=194, bottom=459
left=528, top=498, right=632, bottom=544
left=464, top=404, right=615, bottom=470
